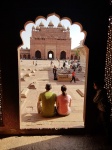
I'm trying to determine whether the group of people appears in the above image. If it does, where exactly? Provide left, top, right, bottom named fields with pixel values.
left=37, top=80, right=111, bottom=137
left=37, top=84, right=72, bottom=117
left=52, top=64, right=77, bottom=82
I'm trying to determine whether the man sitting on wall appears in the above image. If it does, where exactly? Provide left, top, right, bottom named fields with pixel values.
left=37, top=84, right=57, bottom=117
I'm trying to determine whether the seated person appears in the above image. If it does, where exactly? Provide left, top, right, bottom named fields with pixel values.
left=37, top=84, right=57, bottom=117
left=56, top=85, right=72, bottom=116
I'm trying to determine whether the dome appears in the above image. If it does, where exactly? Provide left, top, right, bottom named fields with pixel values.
left=32, top=26, right=35, bottom=29
left=36, top=26, right=40, bottom=30
left=48, top=21, right=54, bottom=26
left=39, top=21, right=44, bottom=27
left=58, top=22, right=62, bottom=27
left=62, top=25, right=66, bottom=31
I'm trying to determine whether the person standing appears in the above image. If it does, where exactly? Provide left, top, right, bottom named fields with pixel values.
left=70, top=69, right=76, bottom=83
left=53, top=65, right=57, bottom=80
left=56, top=85, right=72, bottom=116
left=37, top=84, right=57, bottom=117
left=50, top=60, right=53, bottom=67
left=63, top=61, right=65, bottom=68
left=93, top=80, right=111, bottom=136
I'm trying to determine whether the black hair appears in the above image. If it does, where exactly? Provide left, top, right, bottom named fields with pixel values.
left=45, top=84, right=52, bottom=91
left=93, top=80, right=104, bottom=89
left=61, top=85, right=67, bottom=96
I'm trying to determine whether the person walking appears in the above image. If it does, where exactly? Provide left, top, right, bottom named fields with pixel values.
left=37, top=84, right=57, bottom=117
left=56, top=85, right=72, bottom=116
left=70, top=69, right=76, bottom=83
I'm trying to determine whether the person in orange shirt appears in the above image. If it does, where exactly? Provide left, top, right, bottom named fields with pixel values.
left=70, top=69, right=76, bottom=83
left=56, top=85, right=72, bottom=116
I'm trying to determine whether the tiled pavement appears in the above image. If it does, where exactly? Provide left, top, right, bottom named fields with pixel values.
left=20, top=60, right=85, bottom=129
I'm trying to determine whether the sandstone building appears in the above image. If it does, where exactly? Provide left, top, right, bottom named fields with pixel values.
left=20, top=21, right=71, bottom=60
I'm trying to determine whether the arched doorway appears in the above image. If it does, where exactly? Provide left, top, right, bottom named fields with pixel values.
left=60, top=51, right=66, bottom=59
left=48, top=51, right=54, bottom=59
left=23, top=54, right=26, bottom=59
left=28, top=54, right=30, bottom=59
left=35, top=50, right=41, bottom=59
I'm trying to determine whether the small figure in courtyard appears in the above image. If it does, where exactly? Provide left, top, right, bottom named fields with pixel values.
left=72, top=60, right=77, bottom=70
left=57, top=59, right=60, bottom=67
left=93, top=80, right=111, bottom=136
left=63, top=61, right=66, bottom=68
left=37, top=84, right=57, bottom=117
left=77, top=60, right=80, bottom=68
left=78, top=65, right=82, bottom=72
left=56, top=85, right=72, bottom=116
left=53, top=65, right=57, bottom=80
left=65, top=60, right=68, bottom=67
left=70, top=69, right=76, bottom=83
left=50, top=60, right=54, bottom=67
left=35, top=61, right=37, bottom=66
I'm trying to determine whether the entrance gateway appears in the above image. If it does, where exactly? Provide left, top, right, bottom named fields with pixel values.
left=20, top=21, right=71, bottom=60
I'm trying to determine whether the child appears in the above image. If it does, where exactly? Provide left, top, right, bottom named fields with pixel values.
left=70, top=69, right=76, bottom=83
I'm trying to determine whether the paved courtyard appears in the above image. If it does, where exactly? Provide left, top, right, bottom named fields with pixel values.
left=1, top=60, right=112, bottom=150
left=20, top=60, right=85, bottom=129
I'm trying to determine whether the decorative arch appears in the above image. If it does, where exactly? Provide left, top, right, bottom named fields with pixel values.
left=18, top=12, right=89, bottom=131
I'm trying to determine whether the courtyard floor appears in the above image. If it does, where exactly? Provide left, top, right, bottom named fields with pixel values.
left=1, top=60, right=112, bottom=150
left=20, top=60, right=85, bottom=129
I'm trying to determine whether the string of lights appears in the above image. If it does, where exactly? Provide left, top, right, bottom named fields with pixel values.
left=104, top=16, right=112, bottom=103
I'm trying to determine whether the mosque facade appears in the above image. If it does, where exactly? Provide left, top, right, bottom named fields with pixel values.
left=20, top=21, right=72, bottom=60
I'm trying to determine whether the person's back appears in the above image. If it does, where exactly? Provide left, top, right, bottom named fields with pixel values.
left=37, top=84, right=57, bottom=117
left=56, top=85, right=72, bottom=116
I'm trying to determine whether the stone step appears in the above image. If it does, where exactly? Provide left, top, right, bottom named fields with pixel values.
left=21, top=88, right=29, bottom=98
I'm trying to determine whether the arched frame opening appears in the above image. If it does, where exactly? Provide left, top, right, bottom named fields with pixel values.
left=18, top=13, right=89, bottom=130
